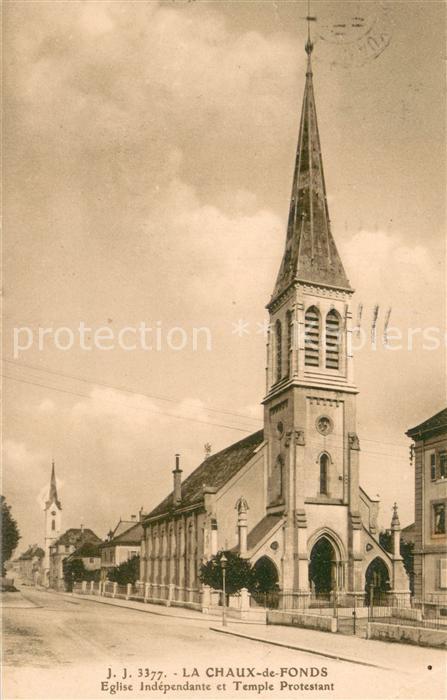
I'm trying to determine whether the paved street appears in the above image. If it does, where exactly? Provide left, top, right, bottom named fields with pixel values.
left=3, top=586, right=446, bottom=700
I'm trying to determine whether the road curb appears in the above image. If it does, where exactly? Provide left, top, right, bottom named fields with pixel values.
left=209, top=626, right=393, bottom=670
left=64, top=592, right=265, bottom=626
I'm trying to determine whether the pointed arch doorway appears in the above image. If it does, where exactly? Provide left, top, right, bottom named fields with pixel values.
left=308, top=537, right=336, bottom=598
left=365, top=558, right=390, bottom=605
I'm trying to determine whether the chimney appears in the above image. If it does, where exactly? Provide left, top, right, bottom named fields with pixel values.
left=173, top=454, right=182, bottom=506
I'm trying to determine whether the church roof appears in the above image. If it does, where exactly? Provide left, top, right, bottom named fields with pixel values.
left=246, top=514, right=283, bottom=550
left=406, top=407, right=447, bottom=439
left=272, top=41, right=351, bottom=301
left=45, top=460, right=62, bottom=510
left=146, top=430, right=264, bottom=521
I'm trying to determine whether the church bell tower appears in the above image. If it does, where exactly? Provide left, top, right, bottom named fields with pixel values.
left=263, top=38, right=363, bottom=594
left=44, top=460, right=62, bottom=580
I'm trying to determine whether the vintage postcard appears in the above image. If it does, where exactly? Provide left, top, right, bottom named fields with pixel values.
left=2, top=1, right=446, bottom=699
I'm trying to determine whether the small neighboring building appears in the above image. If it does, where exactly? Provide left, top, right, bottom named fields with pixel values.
left=49, top=527, right=101, bottom=590
left=64, top=541, right=102, bottom=580
left=407, top=407, right=447, bottom=601
left=15, top=545, right=45, bottom=585
left=99, top=516, right=143, bottom=581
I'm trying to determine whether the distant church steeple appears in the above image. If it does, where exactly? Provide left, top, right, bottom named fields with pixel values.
left=272, top=34, right=351, bottom=302
left=43, top=460, right=62, bottom=583
left=45, top=460, right=62, bottom=511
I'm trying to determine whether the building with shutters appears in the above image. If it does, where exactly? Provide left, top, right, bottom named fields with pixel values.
left=406, top=408, right=447, bottom=602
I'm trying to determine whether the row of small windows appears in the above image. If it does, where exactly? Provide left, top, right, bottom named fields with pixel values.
left=274, top=307, right=342, bottom=381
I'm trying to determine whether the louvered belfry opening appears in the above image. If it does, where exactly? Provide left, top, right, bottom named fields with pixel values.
left=304, top=306, right=320, bottom=367
left=325, top=310, right=341, bottom=370
left=275, top=319, right=282, bottom=382
left=286, top=310, right=293, bottom=377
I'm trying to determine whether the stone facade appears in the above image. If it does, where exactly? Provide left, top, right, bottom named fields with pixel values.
left=141, top=38, right=410, bottom=610
left=407, top=408, right=447, bottom=601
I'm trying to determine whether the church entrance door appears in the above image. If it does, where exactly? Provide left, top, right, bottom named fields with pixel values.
left=308, top=537, right=336, bottom=598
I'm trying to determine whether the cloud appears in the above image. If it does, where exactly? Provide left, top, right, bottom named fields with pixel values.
left=38, top=398, right=55, bottom=413
left=3, top=439, right=46, bottom=475
left=339, top=230, right=440, bottom=326
left=9, top=2, right=299, bottom=163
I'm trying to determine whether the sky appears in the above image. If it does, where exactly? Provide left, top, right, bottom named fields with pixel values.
left=4, top=0, right=446, bottom=552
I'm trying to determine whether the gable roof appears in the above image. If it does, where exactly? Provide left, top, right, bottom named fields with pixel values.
left=100, top=521, right=143, bottom=548
left=146, top=430, right=264, bottom=521
left=18, top=544, right=44, bottom=560
left=68, top=541, right=102, bottom=559
left=111, top=520, right=137, bottom=539
left=53, top=528, right=101, bottom=548
left=406, top=408, right=447, bottom=440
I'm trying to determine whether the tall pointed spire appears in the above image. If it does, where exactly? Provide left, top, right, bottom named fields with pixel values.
left=272, top=35, right=351, bottom=299
left=45, top=460, right=62, bottom=510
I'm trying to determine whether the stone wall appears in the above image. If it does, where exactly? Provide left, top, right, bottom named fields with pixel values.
left=367, top=621, right=447, bottom=648
left=268, top=609, right=337, bottom=633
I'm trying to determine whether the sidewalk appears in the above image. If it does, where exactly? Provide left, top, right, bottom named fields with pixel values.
left=210, top=622, right=446, bottom=673
left=65, top=590, right=446, bottom=673
left=64, top=590, right=263, bottom=625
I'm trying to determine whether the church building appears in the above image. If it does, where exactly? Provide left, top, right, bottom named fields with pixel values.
left=43, top=460, right=62, bottom=586
left=141, top=39, right=409, bottom=609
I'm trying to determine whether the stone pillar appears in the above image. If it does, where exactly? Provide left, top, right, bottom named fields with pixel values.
left=201, top=585, right=211, bottom=613
left=178, top=520, right=186, bottom=592
left=211, top=519, right=218, bottom=556
left=347, top=432, right=363, bottom=592
left=390, top=503, right=401, bottom=558
left=240, top=587, right=250, bottom=612
left=294, top=429, right=308, bottom=594
left=235, top=497, right=249, bottom=556
left=126, top=583, right=132, bottom=600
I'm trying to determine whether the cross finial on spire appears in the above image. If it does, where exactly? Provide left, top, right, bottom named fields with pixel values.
left=305, top=0, right=316, bottom=56
left=391, top=502, right=401, bottom=529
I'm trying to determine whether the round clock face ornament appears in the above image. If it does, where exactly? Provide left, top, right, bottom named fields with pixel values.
left=316, top=415, right=333, bottom=436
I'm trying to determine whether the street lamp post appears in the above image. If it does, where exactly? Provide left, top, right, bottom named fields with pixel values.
left=220, top=553, right=228, bottom=627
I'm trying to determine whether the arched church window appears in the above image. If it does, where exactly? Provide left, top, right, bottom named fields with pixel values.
left=320, top=454, right=329, bottom=495
left=304, top=306, right=320, bottom=366
left=325, top=309, right=341, bottom=370
left=286, top=310, right=293, bottom=376
left=275, top=319, right=282, bottom=382
left=51, top=519, right=55, bottom=531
